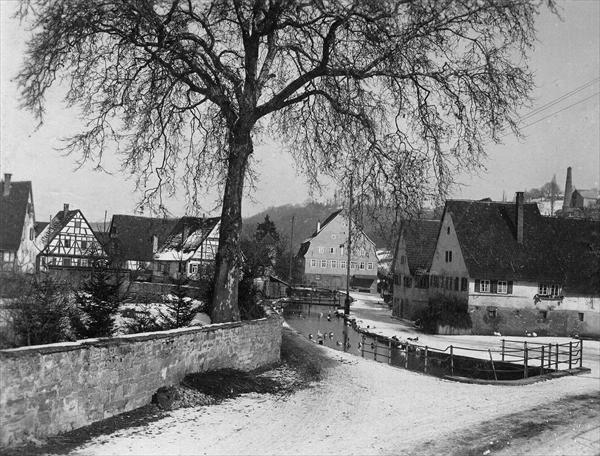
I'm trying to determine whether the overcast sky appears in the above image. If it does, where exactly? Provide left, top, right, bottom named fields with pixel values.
left=1, top=0, right=599, bottom=222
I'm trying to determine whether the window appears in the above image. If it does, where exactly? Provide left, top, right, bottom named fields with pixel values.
left=80, top=259, right=88, bottom=267
left=538, top=283, right=561, bottom=297
left=367, top=262, right=373, bottom=270
left=81, top=240, right=88, bottom=250
left=310, top=259, right=317, bottom=268
left=189, top=263, right=199, bottom=274
left=321, top=260, right=327, bottom=268
left=329, top=247, right=335, bottom=254
left=404, top=276, right=413, bottom=288
left=445, top=250, right=453, bottom=262
left=447, top=226, right=450, bottom=235
left=461, top=278, right=468, bottom=292
left=340, top=246, right=344, bottom=256
left=331, top=260, right=338, bottom=269
left=497, top=281, right=508, bottom=294
left=29, top=228, right=34, bottom=240
left=487, top=307, right=497, bottom=318
left=454, top=277, right=459, bottom=291
left=351, top=261, right=357, bottom=269
left=416, top=274, right=429, bottom=289
left=63, top=258, right=72, bottom=267
left=359, top=262, right=365, bottom=270
left=579, top=313, right=584, bottom=322
left=340, top=260, right=346, bottom=269
left=481, top=280, right=491, bottom=293
left=400, top=255, right=405, bottom=265
left=539, top=310, right=548, bottom=320
left=64, top=238, right=71, bottom=248
left=318, top=247, right=324, bottom=254
left=74, top=220, right=81, bottom=229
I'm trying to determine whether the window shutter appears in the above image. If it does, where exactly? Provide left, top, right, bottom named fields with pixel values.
left=475, top=279, right=480, bottom=292
left=491, top=280, right=498, bottom=293
left=507, top=281, right=513, bottom=294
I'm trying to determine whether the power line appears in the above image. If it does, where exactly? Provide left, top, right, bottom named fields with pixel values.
left=519, top=91, right=599, bottom=130
left=519, top=77, right=599, bottom=122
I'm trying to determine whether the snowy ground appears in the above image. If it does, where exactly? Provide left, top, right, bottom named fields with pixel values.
left=62, top=296, right=600, bottom=456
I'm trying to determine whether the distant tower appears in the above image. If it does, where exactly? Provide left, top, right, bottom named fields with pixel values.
left=562, top=167, right=574, bottom=211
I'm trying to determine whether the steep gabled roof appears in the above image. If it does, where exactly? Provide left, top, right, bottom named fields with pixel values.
left=403, top=219, right=441, bottom=274
left=42, top=209, right=79, bottom=246
left=34, top=221, right=48, bottom=237
left=160, top=216, right=220, bottom=253
left=108, top=215, right=178, bottom=262
left=445, top=199, right=600, bottom=293
left=573, top=189, right=599, bottom=200
left=0, top=181, right=32, bottom=251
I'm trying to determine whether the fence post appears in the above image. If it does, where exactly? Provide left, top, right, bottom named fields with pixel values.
left=405, top=344, right=409, bottom=369
left=424, top=346, right=429, bottom=374
left=488, top=349, right=498, bottom=381
left=541, top=346, right=545, bottom=375
left=580, top=340, right=583, bottom=368
left=450, top=345, right=454, bottom=377
left=388, top=339, right=392, bottom=365
left=569, top=341, right=573, bottom=370
left=501, top=339, right=505, bottom=362
left=524, top=341, right=528, bottom=378
left=361, top=335, right=365, bottom=358
left=555, top=343, right=559, bottom=371
left=374, top=341, right=377, bottom=362
left=548, top=343, right=552, bottom=371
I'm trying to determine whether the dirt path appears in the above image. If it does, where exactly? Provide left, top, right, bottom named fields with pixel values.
left=6, top=327, right=599, bottom=456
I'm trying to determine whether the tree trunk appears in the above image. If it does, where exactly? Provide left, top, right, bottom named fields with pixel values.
left=210, top=127, right=252, bottom=323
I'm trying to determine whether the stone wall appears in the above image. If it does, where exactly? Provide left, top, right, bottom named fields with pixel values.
left=0, top=313, right=282, bottom=447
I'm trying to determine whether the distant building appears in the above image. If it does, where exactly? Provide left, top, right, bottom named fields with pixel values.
left=0, top=174, right=36, bottom=273
left=107, top=215, right=178, bottom=271
left=559, top=167, right=599, bottom=219
left=391, top=219, right=440, bottom=319
left=427, top=193, right=599, bottom=337
left=153, top=216, right=220, bottom=279
left=36, top=204, right=107, bottom=271
left=296, top=209, right=378, bottom=293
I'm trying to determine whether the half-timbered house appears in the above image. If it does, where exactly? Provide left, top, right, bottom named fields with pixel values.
left=153, top=216, right=220, bottom=279
left=36, top=204, right=107, bottom=271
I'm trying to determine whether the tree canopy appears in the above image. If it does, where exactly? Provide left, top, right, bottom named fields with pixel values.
left=17, top=0, right=553, bottom=322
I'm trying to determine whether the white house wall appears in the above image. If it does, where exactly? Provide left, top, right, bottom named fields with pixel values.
left=429, top=212, right=469, bottom=278
left=15, top=191, right=36, bottom=273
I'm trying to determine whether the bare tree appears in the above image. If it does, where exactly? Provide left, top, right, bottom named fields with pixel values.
left=16, top=0, right=552, bottom=322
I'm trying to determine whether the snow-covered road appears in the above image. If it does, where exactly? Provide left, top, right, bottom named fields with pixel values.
left=69, top=314, right=600, bottom=456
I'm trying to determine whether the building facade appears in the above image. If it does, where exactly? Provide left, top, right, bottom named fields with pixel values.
left=391, top=219, right=440, bottom=319
left=297, top=210, right=378, bottom=292
left=153, top=216, right=220, bottom=280
left=0, top=174, right=37, bottom=273
left=36, top=204, right=106, bottom=271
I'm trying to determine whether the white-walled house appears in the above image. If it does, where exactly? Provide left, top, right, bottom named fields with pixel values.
left=297, top=209, right=378, bottom=293
left=36, top=204, right=107, bottom=271
left=0, top=174, right=37, bottom=273
left=153, top=216, right=220, bottom=280
left=427, top=193, right=599, bottom=337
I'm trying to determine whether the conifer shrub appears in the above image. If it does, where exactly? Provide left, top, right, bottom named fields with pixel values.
left=415, top=294, right=472, bottom=334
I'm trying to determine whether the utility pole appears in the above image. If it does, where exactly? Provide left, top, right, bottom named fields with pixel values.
left=344, top=175, right=353, bottom=315
left=288, top=215, right=295, bottom=285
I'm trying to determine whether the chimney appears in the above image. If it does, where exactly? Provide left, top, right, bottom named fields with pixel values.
left=63, top=203, right=70, bottom=218
left=562, top=166, right=573, bottom=211
left=3, top=173, right=11, bottom=197
left=152, top=235, right=159, bottom=253
left=316, top=220, right=321, bottom=232
left=515, top=192, right=524, bottom=244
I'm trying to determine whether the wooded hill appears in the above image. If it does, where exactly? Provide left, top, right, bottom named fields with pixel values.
left=242, top=202, right=404, bottom=253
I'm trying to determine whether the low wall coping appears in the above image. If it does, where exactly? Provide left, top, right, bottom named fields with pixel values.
left=0, top=314, right=280, bottom=359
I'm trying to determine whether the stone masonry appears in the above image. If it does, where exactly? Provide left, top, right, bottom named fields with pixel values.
left=0, top=313, right=282, bottom=447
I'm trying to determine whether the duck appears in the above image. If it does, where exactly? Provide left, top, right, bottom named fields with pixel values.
left=493, top=331, right=502, bottom=337
left=329, top=332, right=334, bottom=339
left=407, top=336, right=419, bottom=342
left=308, top=333, right=313, bottom=340
left=336, top=340, right=342, bottom=346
